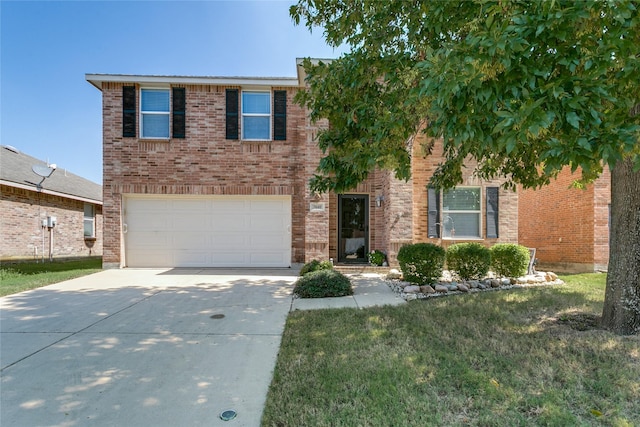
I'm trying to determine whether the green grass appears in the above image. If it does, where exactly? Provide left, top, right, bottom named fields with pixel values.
left=263, top=274, right=640, bottom=426
left=0, top=258, right=102, bottom=297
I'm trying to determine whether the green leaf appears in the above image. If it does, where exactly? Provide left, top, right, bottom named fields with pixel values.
left=577, top=138, right=590, bottom=150
left=486, top=13, right=494, bottom=29
left=566, top=112, right=581, bottom=129
left=495, top=111, right=512, bottom=118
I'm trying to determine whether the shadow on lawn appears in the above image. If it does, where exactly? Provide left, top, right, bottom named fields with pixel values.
left=417, top=283, right=607, bottom=334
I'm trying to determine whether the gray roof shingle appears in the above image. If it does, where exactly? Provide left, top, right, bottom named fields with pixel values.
left=0, top=145, right=102, bottom=203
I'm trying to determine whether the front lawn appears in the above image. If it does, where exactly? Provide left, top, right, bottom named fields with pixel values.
left=0, top=258, right=102, bottom=297
left=263, top=274, right=639, bottom=426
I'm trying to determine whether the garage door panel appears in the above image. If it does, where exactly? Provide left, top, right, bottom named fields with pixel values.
left=249, top=216, right=285, bottom=230
left=250, top=253, right=288, bottom=266
left=127, top=231, right=169, bottom=248
left=213, top=199, right=247, bottom=211
left=170, top=232, right=209, bottom=250
left=127, top=198, right=169, bottom=212
left=212, top=217, right=248, bottom=231
left=128, top=216, right=169, bottom=231
left=170, top=199, right=208, bottom=212
left=217, top=233, right=249, bottom=248
left=250, top=199, right=285, bottom=210
left=124, top=196, right=290, bottom=268
left=172, top=251, right=210, bottom=267
left=169, top=217, right=211, bottom=233
left=250, top=235, right=282, bottom=249
left=127, top=249, right=172, bottom=268
left=213, top=252, right=248, bottom=266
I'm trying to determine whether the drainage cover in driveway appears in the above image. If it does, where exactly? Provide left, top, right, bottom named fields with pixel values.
left=220, top=409, right=237, bottom=421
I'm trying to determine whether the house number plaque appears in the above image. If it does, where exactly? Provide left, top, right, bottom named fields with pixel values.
left=310, top=202, right=326, bottom=212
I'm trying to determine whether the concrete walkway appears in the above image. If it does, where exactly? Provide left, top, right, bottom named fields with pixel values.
left=0, top=269, right=402, bottom=427
left=291, top=273, right=405, bottom=311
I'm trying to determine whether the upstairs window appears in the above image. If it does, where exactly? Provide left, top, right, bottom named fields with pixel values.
left=141, top=89, right=170, bottom=138
left=84, top=203, right=95, bottom=238
left=242, top=91, right=271, bottom=140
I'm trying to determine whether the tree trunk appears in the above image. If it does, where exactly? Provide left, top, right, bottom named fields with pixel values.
left=601, top=157, right=640, bottom=335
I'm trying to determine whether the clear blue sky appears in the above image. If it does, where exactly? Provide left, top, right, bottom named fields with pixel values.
left=1, top=0, right=346, bottom=185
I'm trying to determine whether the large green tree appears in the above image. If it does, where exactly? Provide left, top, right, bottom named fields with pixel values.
left=291, top=0, right=640, bottom=334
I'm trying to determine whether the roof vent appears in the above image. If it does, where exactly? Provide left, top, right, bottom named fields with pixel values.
left=3, top=145, right=19, bottom=153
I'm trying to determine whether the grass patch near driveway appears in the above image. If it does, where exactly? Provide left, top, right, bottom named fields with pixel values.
left=0, top=258, right=102, bottom=297
left=263, top=274, right=640, bottom=426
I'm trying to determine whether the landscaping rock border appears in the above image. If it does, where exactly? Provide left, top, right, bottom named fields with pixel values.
left=386, top=269, right=564, bottom=301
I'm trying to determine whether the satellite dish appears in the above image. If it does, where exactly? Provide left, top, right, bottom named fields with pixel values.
left=31, top=164, right=57, bottom=191
left=32, top=164, right=56, bottom=178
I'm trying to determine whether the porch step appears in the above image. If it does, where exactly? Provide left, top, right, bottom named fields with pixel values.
left=333, top=265, right=392, bottom=274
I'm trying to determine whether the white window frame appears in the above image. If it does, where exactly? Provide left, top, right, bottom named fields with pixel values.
left=241, top=90, right=271, bottom=141
left=140, top=88, right=170, bottom=139
left=83, top=203, right=95, bottom=238
left=442, top=186, right=482, bottom=239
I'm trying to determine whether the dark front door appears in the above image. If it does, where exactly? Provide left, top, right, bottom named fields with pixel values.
left=338, top=194, right=369, bottom=263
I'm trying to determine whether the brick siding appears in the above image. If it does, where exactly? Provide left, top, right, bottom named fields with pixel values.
left=101, top=82, right=320, bottom=267
left=1, top=184, right=103, bottom=261
left=518, top=167, right=610, bottom=272
left=411, top=135, right=518, bottom=252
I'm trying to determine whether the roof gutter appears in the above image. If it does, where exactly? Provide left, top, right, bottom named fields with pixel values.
left=85, top=74, right=301, bottom=90
left=0, top=180, right=103, bottom=205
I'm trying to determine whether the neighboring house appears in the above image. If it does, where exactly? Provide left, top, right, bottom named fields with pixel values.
left=86, top=59, right=518, bottom=269
left=0, top=145, right=103, bottom=262
left=519, top=167, right=610, bottom=273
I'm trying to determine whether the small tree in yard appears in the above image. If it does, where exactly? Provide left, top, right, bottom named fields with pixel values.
left=292, top=0, right=640, bottom=334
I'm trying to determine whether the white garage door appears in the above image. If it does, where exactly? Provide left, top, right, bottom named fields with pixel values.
left=123, top=195, right=291, bottom=268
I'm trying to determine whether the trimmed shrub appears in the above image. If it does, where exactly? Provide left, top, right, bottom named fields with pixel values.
left=490, top=244, right=530, bottom=278
left=446, top=242, right=491, bottom=280
left=397, top=243, right=446, bottom=285
left=293, top=269, right=353, bottom=298
left=368, top=250, right=386, bottom=266
left=300, top=259, right=333, bottom=276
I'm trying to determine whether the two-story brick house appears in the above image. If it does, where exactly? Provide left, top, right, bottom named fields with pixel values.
left=86, top=59, right=518, bottom=269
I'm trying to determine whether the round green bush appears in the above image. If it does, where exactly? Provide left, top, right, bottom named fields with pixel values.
left=293, top=269, right=353, bottom=298
left=299, top=259, right=333, bottom=276
left=397, top=243, right=446, bottom=285
left=490, top=244, right=530, bottom=278
left=446, top=242, right=491, bottom=280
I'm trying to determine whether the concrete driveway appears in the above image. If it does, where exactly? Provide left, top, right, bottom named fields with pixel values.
left=1, top=268, right=298, bottom=427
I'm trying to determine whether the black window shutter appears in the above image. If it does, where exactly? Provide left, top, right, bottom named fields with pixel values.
left=486, top=187, right=499, bottom=238
left=273, top=90, right=287, bottom=140
left=427, top=187, right=441, bottom=238
left=172, top=87, right=186, bottom=139
left=226, top=89, right=239, bottom=140
left=122, top=86, right=136, bottom=138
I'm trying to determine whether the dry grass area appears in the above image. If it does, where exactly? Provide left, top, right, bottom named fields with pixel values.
left=263, top=274, right=639, bottom=426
